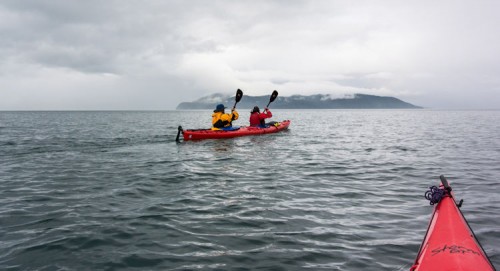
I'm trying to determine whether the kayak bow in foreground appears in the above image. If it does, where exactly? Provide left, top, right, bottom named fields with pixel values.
left=411, top=175, right=496, bottom=271
left=177, top=120, right=290, bottom=141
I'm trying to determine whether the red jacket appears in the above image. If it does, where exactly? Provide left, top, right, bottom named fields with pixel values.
left=249, top=110, right=272, bottom=126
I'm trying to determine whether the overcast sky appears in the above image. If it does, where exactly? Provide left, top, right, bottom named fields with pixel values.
left=1, top=0, right=499, bottom=110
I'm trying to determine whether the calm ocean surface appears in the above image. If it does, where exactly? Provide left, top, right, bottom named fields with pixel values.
left=1, top=110, right=499, bottom=270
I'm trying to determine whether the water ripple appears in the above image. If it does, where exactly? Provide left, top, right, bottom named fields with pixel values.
left=1, top=110, right=499, bottom=270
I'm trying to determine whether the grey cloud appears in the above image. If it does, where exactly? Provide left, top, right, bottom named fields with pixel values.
left=333, top=74, right=391, bottom=89
left=0, top=0, right=191, bottom=74
left=1, top=0, right=500, bottom=110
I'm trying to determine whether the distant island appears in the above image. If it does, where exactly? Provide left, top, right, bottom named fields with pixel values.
left=176, top=93, right=422, bottom=110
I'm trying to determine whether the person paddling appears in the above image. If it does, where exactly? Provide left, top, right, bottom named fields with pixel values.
left=211, top=104, right=239, bottom=130
left=249, top=106, right=272, bottom=127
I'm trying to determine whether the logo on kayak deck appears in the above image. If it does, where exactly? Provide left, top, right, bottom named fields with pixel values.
left=431, top=244, right=481, bottom=256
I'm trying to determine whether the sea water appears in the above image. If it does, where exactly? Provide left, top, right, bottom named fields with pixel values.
left=1, top=110, right=499, bottom=270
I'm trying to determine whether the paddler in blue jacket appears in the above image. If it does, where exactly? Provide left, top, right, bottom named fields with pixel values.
left=211, top=104, right=239, bottom=130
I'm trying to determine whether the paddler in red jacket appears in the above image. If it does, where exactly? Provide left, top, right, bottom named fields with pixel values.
left=212, top=104, right=239, bottom=130
left=249, top=106, right=272, bottom=127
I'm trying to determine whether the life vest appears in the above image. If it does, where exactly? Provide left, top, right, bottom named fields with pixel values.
left=212, top=110, right=239, bottom=130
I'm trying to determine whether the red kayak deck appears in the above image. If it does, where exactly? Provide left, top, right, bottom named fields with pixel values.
left=182, top=120, right=290, bottom=140
left=411, top=176, right=495, bottom=271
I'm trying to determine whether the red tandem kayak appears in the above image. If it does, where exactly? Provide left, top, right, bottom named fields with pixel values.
left=178, top=120, right=290, bottom=141
left=410, top=175, right=495, bottom=271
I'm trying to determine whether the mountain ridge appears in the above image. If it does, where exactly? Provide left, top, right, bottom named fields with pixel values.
left=176, top=93, right=422, bottom=110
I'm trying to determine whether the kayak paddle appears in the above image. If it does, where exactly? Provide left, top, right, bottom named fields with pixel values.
left=265, top=90, right=278, bottom=110
left=233, top=89, right=243, bottom=110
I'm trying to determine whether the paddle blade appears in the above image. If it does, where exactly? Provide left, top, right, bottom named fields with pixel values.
left=265, top=90, right=279, bottom=108
left=269, top=90, right=278, bottom=103
left=235, top=89, right=243, bottom=103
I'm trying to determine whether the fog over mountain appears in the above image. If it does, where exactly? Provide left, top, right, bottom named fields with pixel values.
left=177, top=93, right=421, bottom=110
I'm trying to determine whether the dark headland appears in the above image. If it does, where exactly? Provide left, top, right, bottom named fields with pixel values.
left=176, top=93, right=421, bottom=110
